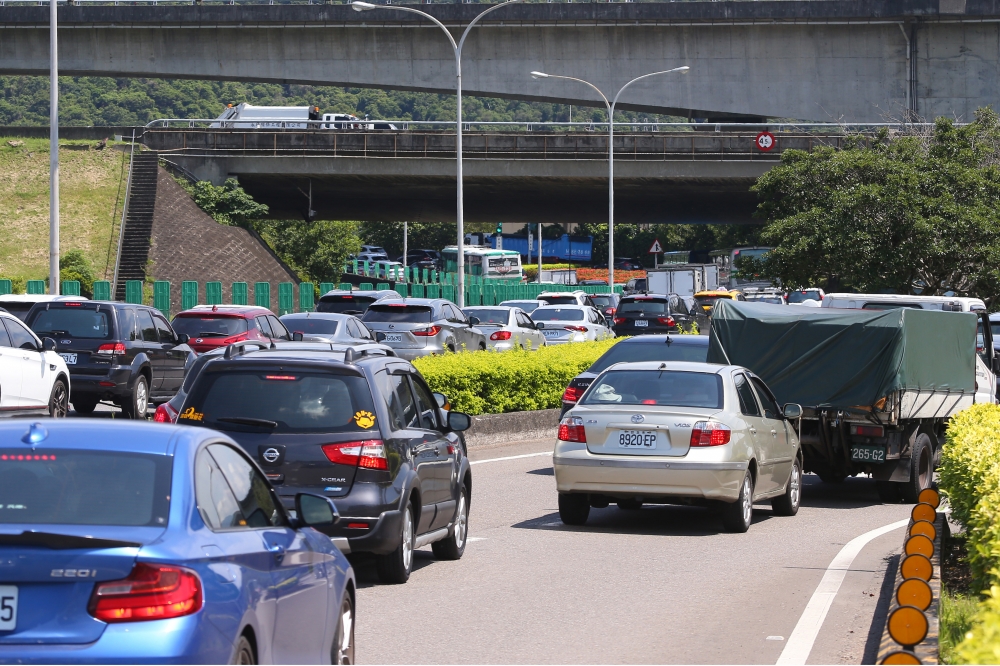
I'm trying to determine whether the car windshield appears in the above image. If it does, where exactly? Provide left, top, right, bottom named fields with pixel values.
left=590, top=296, right=615, bottom=308
left=862, top=302, right=924, bottom=310
left=588, top=340, right=709, bottom=373
left=532, top=308, right=585, bottom=322
left=582, top=370, right=723, bottom=408
left=619, top=299, right=668, bottom=314
left=540, top=296, right=578, bottom=305
left=185, top=371, right=378, bottom=434
left=501, top=301, right=542, bottom=313
left=172, top=315, right=248, bottom=338
left=0, top=450, right=171, bottom=526
left=749, top=297, right=785, bottom=304
left=280, top=318, right=340, bottom=335
left=695, top=295, right=727, bottom=310
left=0, top=302, right=33, bottom=321
left=363, top=305, right=432, bottom=323
left=786, top=291, right=821, bottom=304
left=316, top=295, right=378, bottom=314
left=463, top=309, right=509, bottom=325
left=30, top=307, right=113, bottom=339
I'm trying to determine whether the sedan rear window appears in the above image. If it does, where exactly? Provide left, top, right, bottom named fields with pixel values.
left=185, top=371, right=378, bottom=434
left=618, top=299, right=668, bottom=314
left=29, top=307, right=113, bottom=339
left=531, top=308, right=585, bottom=322
left=590, top=296, right=616, bottom=308
left=588, top=340, right=709, bottom=374
left=582, top=370, right=723, bottom=409
left=540, top=296, right=578, bottom=305
left=363, top=305, right=433, bottom=323
left=0, top=302, right=33, bottom=321
left=463, top=309, right=509, bottom=325
left=0, top=450, right=171, bottom=526
left=316, top=296, right=377, bottom=314
left=280, top=318, right=340, bottom=335
left=172, top=315, right=249, bottom=338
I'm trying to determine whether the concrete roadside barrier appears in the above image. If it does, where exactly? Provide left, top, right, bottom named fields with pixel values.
left=463, top=408, right=560, bottom=448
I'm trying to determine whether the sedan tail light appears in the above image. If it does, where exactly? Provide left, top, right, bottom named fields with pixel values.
left=153, top=403, right=178, bottom=423
left=689, top=422, right=732, bottom=447
left=411, top=325, right=442, bottom=337
left=613, top=317, right=626, bottom=325
left=88, top=563, right=202, bottom=623
left=557, top=416, right=587, bottom=443
left=564, top=326, right=588, bottom=332
left=657, top=316, right=676, bottom=327
left=490, top=331, right=512, bottom=341
left=95, top=342, right=126, bottom=355
left=562, top=385, right=581, bottom=403
left=322, top=440, right=388, bottom=470
left=221, top=333, right=249, bottom=345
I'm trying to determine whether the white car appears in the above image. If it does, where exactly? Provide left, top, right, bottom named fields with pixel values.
left=537, top=291, right=595, bottom=307
left=553, top=361, right=802, bottom=533
left=530, top=305, right=615, bottom=344
left=0, top=310, right=71, bottom=416
left=0, top=294, right=87, bottom=322
left=498, top=299, right=547, bottom=314
left=462, top=306, right=546, bottom=351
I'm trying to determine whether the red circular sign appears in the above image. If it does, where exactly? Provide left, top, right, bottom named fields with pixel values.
left=756, top=131, right=776, bottom=152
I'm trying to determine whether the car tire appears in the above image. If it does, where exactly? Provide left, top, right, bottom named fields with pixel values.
left=617, top=499, right=643, bottom=511
left=72, top=396, right=98, bottom=416
left=232, top=635, right=255, bottom=665
left=899, top=433, right=933, bottom=503
left=48, top=379, right=69, bottom=418
left=375, top=501, right=415, bottom=584
left=558, top=493, right=590, bottom=525
left=722, top=472, right=754, bottom=533
left=432, top=483, right=468, bottom=560
left=120, top=375, right=149, bottom=420
left=876, top=480, right=901, bottom=503
left=332, top=594, right=355, bottom=665
left=478, top=342, right=487, bottom=351
left=771, top=458, right=801, bottom=516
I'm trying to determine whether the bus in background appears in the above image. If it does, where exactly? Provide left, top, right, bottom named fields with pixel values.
left=442, top=246, right=524, bottom=282
left=710, top=247, right=774, bottom=290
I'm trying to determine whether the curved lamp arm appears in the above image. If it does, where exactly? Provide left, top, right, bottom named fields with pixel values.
left=352, top=1, right=458, bottom=50
left=529, top=72, right=611, bottom=113
left=458, top=0, right=522, bottom=55
left=610, top=66, right=689, bottom=111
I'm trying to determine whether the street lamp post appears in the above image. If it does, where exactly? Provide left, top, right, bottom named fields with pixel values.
left=353, top=0, right=521, bottom=307
left=530, top=67, right=689, bottom=289
left=49, top=0, right=59, bottom=295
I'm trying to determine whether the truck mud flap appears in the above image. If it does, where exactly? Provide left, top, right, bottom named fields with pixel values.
left=870, top=457, right=912, bottom=482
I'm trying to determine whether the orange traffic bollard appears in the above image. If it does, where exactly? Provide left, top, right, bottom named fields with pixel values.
left=900, top=553, right=933, bottom=581
left=910, top=503, right=936, bottom=523
left=909, top=519, right=936, bottom=542
left=904, top=534, right=934, bottom=559
left=881, top=650, right=922, bottom=664
left=888, top=605, right=929, bottom=648
left=917, top=487, right=940, bottom=508
left=896, top=577, right=933, bottom=611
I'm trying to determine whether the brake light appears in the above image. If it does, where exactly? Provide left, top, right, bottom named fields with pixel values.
left=321, top=440, right=388, bottom=470
left=557, top=416, right=587, bottom=443
left=153, top=403, right=177, bottom=423
left=562, top=385, right=581, bottom=403
left=96, top=342, right=126, bottom=355
left=614, top=317, right=625, bottom=325
left=88, top=563, right=202, bottom=623
left=490, top=331, right=512, bottom=341
left=64, top=302, right=83, bottom=306
left=689, top=422, right=732, bottom=447
left=221, top=333, right=249, bottom=344
left=264, top=375, right=297, bottom=381
left=657, top=316, right=676, bottom=327
left=850, top=424, right=885, bottom=438
left=412, top=325, right=442, bottom=337
left=564, top=326, right=588, bottom=332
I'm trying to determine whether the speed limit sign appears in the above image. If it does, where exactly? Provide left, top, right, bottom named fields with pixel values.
left=756, top=131, right=776, bottom=152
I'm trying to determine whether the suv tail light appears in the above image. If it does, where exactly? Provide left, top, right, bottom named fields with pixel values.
left=490, top=331, right=512, bottom=341
left=613, top=317, right=625, bottom=325
left=88, top=563, right=202, bottom=623
left=657, top=316, right=676, bottom=327
left=562, top=385, right=581, bottom=403
left=96, top=342, right=126, bottom=355
left=412, top=325, right=442, bottom=337
left=322, top=440, right=388, bottom=470
left=558, top=416, right=587, bottom=443
left=689, top=422, right=731, bottom=447
left=153, top=403, right=178, bottom=423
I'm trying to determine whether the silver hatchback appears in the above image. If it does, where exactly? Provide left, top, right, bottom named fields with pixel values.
left=361, top=298, right=488, bottom=360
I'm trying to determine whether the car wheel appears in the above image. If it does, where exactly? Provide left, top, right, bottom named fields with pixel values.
left=332, top=594, right=355, bottom=665
left=771, top=458, right=801, bottom=516
left=617, top=499, right=642, bottom=511
left=478, top=342, right=486, bottom=351
left=558, top=493, right=590, bottom=525
left=432, top=482, right=468, bottom=560
left=121, top=375, right=148, bottom=420
left=71, top=396, right=98, bottom=416
left=722, top=472, right=754, bottom=533
left=899, top=433, right=933, bottom=503
left=876, top=480, right=901, bottom=503
left=48, top=379, right=69, bottom=418
left=232, top=635, right=255, bottom=665
left=375, top=501, right=415, bottom=584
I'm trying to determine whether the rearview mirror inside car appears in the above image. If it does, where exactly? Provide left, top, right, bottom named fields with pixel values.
left=448, top=411, right=472, bottom=432
left=783, top=403, right=803, bottom=420
left=295, top=493, right=340, bottom=527
left=42, top=337, right=57, bottom=352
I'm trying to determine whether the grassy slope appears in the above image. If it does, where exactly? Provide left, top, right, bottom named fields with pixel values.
left=0, top=137, right=127, bottom=281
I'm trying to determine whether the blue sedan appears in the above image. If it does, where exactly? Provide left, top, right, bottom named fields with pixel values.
left=0, top=420, right=355, bottom=664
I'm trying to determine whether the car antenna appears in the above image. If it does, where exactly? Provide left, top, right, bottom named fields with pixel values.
left=344, top=347, right=357, bottom=364
left=665, top=335, right=672, bottom=345
left=269, top=341, right=277, bottom=349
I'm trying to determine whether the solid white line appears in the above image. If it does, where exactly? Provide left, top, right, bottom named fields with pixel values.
left=469, top=451, right=552, bottom=465
left=775, top=518, right=908, bottom=665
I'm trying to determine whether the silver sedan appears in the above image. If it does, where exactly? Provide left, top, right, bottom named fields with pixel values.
left=530, top=305, right=615, bottom=345
left=279, top=312, right=378, bottom=344
left=462, top=306, right=546, bottom=351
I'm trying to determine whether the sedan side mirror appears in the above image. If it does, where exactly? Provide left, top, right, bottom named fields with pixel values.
left=447, top=411, right=472, bottom=432
left=375, top=332, right=386, bottom=342
left=295, top=493, right=340, bottom=527
left=782, top=403, right=803, bottom=420
left=468, top=316, right=480, bottom=326
left=42, top=337, right=57, bottom=352
left=176, top=333, right=190, bottom=345
left=292, top=331, right=304, bottom=341
left=433, top=392, right=449, bottom=409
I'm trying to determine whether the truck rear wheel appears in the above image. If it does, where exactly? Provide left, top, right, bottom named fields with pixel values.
left=898, top=434, right=933, bottom=503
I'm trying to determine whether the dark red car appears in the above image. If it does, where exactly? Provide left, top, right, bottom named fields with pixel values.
left=171, top=305, right=291, bottom=354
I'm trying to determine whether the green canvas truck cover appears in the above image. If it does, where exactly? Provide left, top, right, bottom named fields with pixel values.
left=706, top=300, right=976, bottom=409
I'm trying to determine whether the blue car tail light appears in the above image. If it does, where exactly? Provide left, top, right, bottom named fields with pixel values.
left=88, top=563, right=203, bottom=623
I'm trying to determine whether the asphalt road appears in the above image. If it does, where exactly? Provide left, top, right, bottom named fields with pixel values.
left=352, top=439, right=912, bottom=665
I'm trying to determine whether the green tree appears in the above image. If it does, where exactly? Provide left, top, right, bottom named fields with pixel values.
left=256, top=219, right=361, bottom=284
left=59, top=249, right=96, bottom=297
left=748, top=110, right=1000, bottom=303
left=188, top=178, right=269, bottom=228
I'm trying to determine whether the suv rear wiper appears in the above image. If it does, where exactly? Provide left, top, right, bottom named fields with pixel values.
left=0, top=531, right=141, bottom=550
left=217, top=417, right=278, bottom=428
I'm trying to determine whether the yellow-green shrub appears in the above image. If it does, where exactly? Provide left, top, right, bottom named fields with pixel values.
left=412, top=339, right=619, bottom=415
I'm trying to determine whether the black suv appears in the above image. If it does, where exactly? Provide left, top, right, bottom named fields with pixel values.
left=612, top=293, right=707, bottom=336
left=24, top=301, right=196, bottom=418
left=177, top=343, right=473, bottom=584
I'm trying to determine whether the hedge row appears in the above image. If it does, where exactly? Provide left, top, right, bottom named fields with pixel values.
left=939, top=403, right=1000, bottom=663
left=412, top=338, right=619, bottom=415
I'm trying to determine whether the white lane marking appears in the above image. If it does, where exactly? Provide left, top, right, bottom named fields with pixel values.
left=469, top=451, right=551, bottom=466
left=776, top=519, right=908, bottom=665
left=766, top=637, right=785, bottom=641
left=467, top=537, right=487, bottom=543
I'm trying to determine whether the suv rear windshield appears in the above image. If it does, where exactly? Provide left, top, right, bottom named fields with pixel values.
left=463, top=309, right=508, bottom=325
left=590, top=296, right=616, bottom=308
left=172, top=315, right=249, bottom=338
left=786, top=291, right=821, bottom=304
left=0, top=450, right=171, bottom=526
left=582, top=370, right=723, bottom=409
left=618, top=298, right=668, bottom=314
left=532, top=308, right=585, bottom=322
left=0, top=302, right=34, bottom=321
left=540, top=296, right=579, bottom=305
left=588, top=340, right=709, bottom=373
left=695, top=295, right=728, bottom=309
left=317, top=295, right=378, bottom=314
left=185, top=370, right=378, bottom=434
left=363, top=305, right=433, bottom=323
left=29, top=306, right=113, bottom=339
left=281, top=317, right=340, bottom=335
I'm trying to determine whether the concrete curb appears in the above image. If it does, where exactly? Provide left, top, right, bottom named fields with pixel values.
left=464, top=408, right=560, bottom=448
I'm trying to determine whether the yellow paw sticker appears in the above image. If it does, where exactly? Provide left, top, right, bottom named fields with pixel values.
left=354, top=410, right=376, bottom=429
left=179, top=407, right=204, bottom=422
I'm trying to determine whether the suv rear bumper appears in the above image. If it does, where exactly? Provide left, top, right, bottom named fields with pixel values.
left=69, top=366, right=133, bottom=399
left=278, top=493, right=404, bottom=556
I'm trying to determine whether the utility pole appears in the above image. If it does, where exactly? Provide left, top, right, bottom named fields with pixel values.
left=49, top=0, right=59, bottom=295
